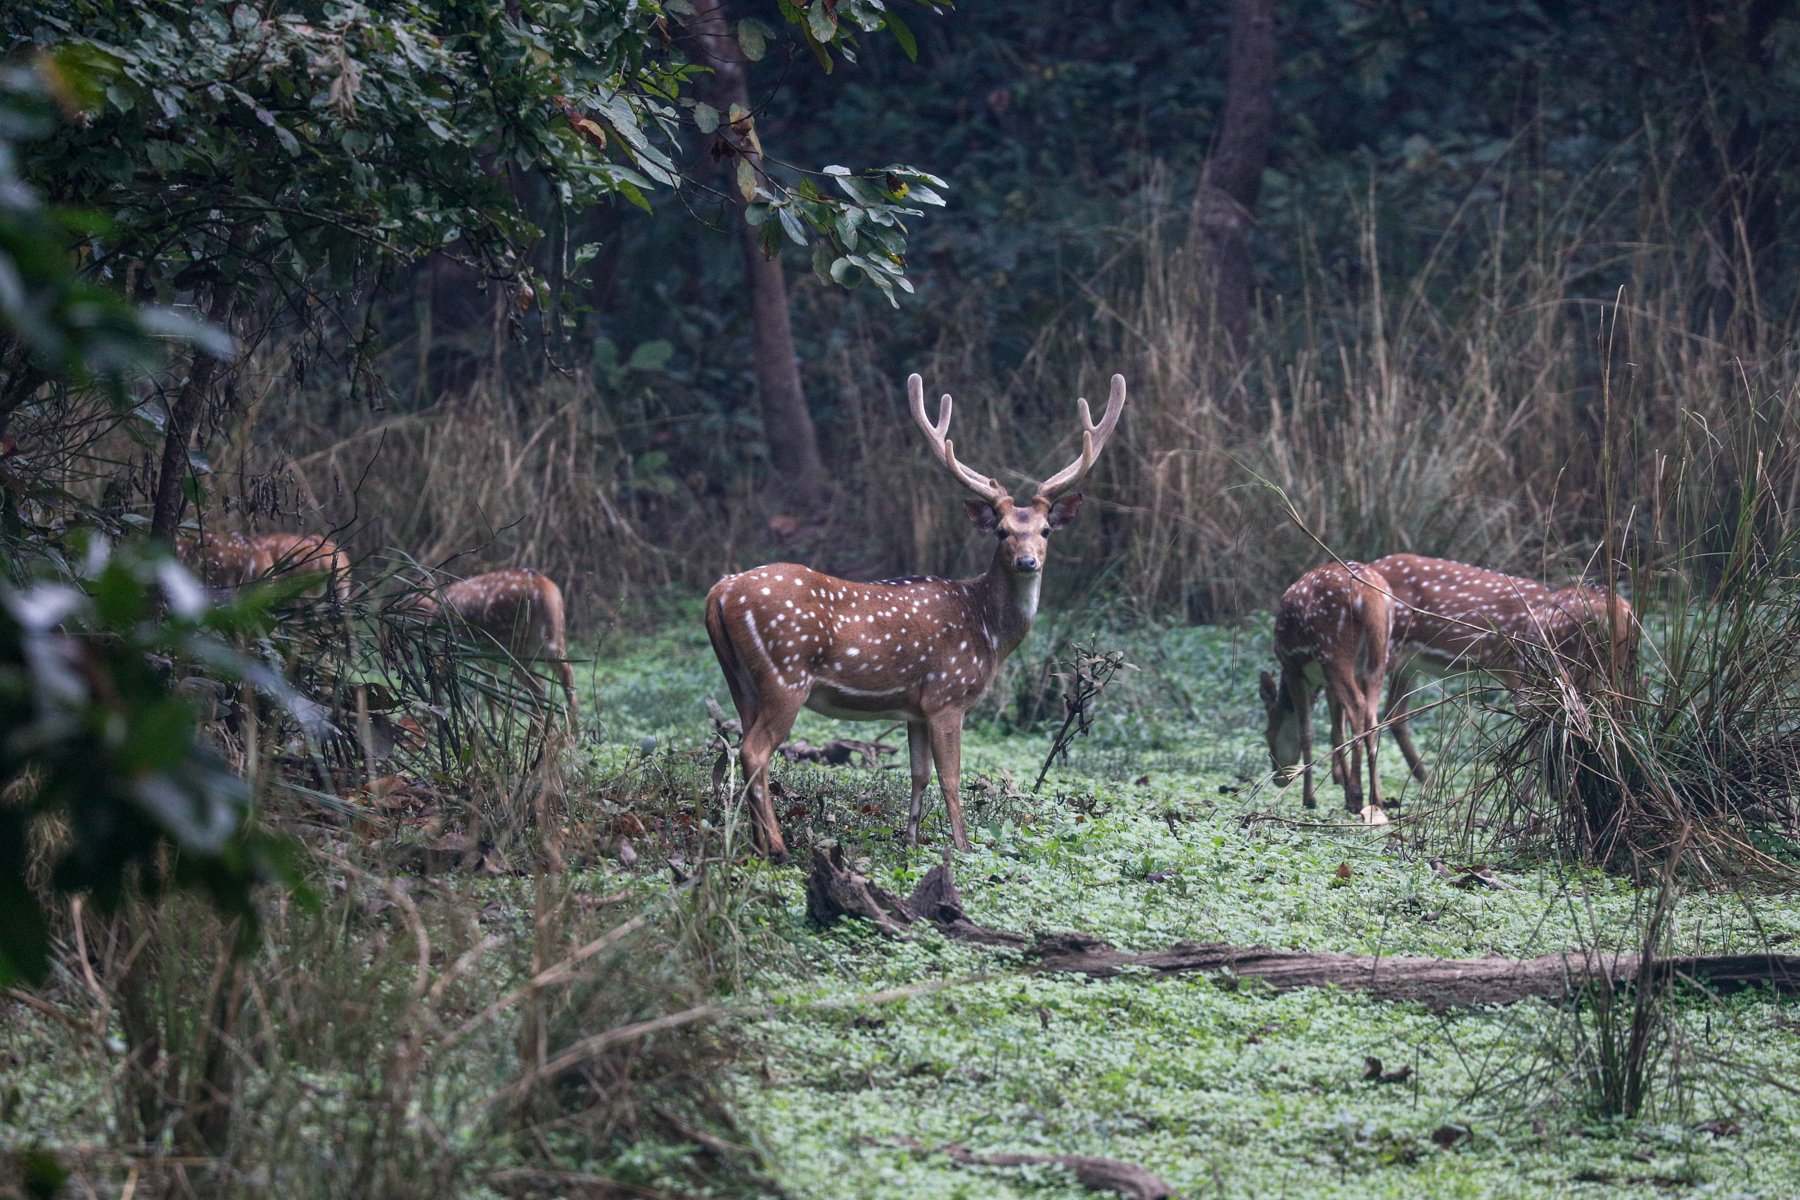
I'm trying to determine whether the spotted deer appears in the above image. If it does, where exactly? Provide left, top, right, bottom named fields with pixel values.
left=705, top=373, right=1128, bottom=862
left=406, top=568, right=578, bottom=719
left=1259, top=561, right=1396, bottom=818
left=253, top=533, right=353, bottom=601
left=176, top=531, right=272, bottom=589
left=1368, top=554, right=1637, bottom=780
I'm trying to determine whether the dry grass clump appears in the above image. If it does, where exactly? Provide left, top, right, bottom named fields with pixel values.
left=1452, top=366, right=1800, bottom=879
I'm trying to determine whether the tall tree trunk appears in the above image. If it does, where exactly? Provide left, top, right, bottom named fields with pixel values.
left=1197, top=0, right=1278, bottom=355
left=149, top=280, right=238, bottom=540
left=686, top=0, right=827, bottom=510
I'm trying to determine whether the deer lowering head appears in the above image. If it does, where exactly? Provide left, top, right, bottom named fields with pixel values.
left=705, top=372, right=1127, bottom=862
left=1259, top=561, right=1396, bottom=820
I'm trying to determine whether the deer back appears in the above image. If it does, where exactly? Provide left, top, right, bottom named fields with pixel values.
left=176, top=531, right=271, bottom=588
left=708, top=563, right=1004, bottom=715
left=442, top=569, right=566, bottom=658
left=1370, top=553, right=1553, bottom=672
left=254, top=533, right=351, bottom=600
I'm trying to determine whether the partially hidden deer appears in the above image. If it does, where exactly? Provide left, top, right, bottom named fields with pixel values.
left=1368, top=554, right=1638, bottom=781
left=176, top=531, right=271, bottom=589
left=1259, top=561, right=1396, bottom=819
left=705, top=372, right=1128, bottom=862
left=253, top=533, right=353, bottom=601
left=406, top=568, right=578, bottom=720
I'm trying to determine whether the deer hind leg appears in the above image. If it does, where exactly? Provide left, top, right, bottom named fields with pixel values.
left=1384, top=670, right=1427, bottom=783
left=1321, top=664, right=1364, bottom=813
left=926, top=710, right=971, bottom=853
left=737, top=687, right=803, bottom=864
left=906, top=720, right=931, bottom=846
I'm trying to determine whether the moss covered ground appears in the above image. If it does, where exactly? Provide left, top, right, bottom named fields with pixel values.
left=593, top=613, right=1800, bottom=1200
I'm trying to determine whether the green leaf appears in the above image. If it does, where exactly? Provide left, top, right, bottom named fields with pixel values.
left=627, top=340, right=674, bottom=371
left=886, top=8, right=919, bottom=59
left=829, top=256, right=861, bottom=286
left=812, top=239, right=834, bottom=285
left=807, top=2, right=838, bottom=44
left=737, top=19, right=771, bottom=62
left=736, top=156, right=758, bottom=202
left=616, top=180, right=652, bottom=212
left=693, top=101, right=719, bottom=134
left=778, top=205, right=808, bottom=246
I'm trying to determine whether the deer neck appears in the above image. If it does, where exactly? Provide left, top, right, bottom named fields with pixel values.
left=976, top=542, right=1041, bottom=659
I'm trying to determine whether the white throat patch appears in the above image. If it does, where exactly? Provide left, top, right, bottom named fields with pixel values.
left=1016, top=571, right=1042, bottom=622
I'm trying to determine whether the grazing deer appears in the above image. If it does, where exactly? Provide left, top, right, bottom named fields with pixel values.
left=705, top=373, right=1127, bottom=862
left=405, top=569, right=578, bottom=720
left=175, top=531, right=272, bottom=589
left=252, top=532, right=353, bottom=601
left=1368, top=555, right=1637, bottom=780
left=1259, top=561, right=1396, bottom=817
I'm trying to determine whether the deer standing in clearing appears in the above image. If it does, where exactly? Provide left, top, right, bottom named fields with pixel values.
left=1368, top=554, right=1637, bottom=781
left=705, top=373, right=1127, bottom=862
left=1259, top=561, right=1396, bottom=818
left=406, top=568, right=578, bottom=720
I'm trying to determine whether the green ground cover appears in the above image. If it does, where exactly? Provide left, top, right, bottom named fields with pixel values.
left=6, top=615, right=1800, bottom=1198
left=585, top=616, right=1800, bottom=1199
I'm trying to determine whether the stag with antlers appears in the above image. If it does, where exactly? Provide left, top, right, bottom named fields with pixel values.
left=705, top=373, right=1127, bottom=861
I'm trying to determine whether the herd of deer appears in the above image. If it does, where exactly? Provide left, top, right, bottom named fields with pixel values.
left=174, top=531, right=578, bottom=716
left=177, top=370, right=1637, bottom=864
left=706, top=372, right=1639, bottom=863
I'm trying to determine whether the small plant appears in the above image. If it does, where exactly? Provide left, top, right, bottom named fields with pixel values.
left=1033, top=640, right=1135, bottom=791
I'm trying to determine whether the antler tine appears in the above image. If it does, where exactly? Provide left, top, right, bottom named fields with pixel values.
left=1035, top=373, right=1128, bottom=501
left=907, top=373, right=1010, bottom=506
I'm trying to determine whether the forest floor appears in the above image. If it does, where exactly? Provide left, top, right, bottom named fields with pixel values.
left=9, top=612, right=1800, bottom=1198
left=592, top=611, right=1800, bottom=1200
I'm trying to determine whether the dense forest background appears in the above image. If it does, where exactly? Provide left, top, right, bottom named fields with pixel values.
left=9, top=0, right=1800, bottom=633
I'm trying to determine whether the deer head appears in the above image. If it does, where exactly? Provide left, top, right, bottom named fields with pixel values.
left=1258, top=670, right=1305, bottom=780
left=908, top=372, right=1126, bottom=578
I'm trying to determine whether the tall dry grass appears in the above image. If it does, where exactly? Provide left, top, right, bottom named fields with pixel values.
left=95, top=141, right=1798, bottom=637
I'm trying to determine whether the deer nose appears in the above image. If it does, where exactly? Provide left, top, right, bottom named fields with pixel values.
left=1014, top=555, right=1039, bottom=573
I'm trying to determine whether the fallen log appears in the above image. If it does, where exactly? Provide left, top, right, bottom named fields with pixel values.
left=805, top=845, right=1026, bottom=947
left=1026, top=935, right=1800, bottom=1009
left=802, top=855, right=1800, bottom=1008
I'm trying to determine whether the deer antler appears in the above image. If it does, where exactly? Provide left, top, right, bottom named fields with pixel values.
left=909, top=373, right=1011, bottom=507
left=1035, top=374, right=1127, bottom=503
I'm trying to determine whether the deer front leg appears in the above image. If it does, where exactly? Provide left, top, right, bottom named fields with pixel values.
left=927, top=710, right=971, bottom=852
left=1294, top=674, right=1317, bottom=810
left=906, top=720, right=931, bottom=845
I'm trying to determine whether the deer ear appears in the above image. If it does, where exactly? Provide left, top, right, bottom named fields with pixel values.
left=964, top=499, right=1002, bottom=533
left=1259, top=670, right=1279, bottom=709
left=1046, top=493, right=1083, bottom=529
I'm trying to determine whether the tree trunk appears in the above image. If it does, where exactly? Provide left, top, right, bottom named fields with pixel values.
left=686, top=0, right=827, bottom=509
left=1197, top=0, right=1278, bottom=354
left=149, top=281, right=238, bottom=540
